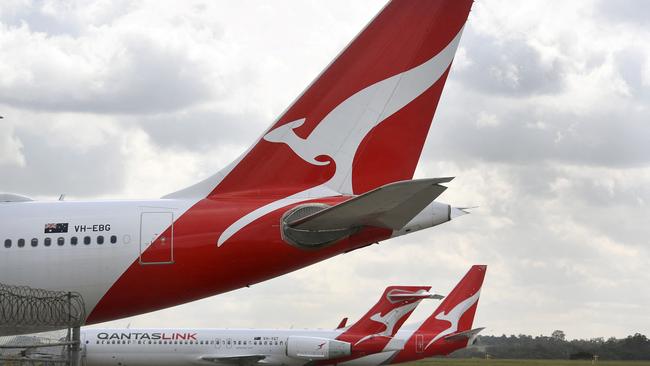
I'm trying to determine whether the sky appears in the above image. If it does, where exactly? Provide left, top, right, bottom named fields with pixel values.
left=1, top=0, right=649, bottom=340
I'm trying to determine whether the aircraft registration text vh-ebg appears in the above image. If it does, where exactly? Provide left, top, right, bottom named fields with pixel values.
left=0, top=0, right=474, bottom=335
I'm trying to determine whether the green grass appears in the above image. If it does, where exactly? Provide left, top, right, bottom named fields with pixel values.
left=401, top=359, right=650, bottom=366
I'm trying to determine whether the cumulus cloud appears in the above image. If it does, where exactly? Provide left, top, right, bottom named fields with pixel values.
left=0, top=8, right=218, bottom=114
left=0, top=122, right=25, bottom=167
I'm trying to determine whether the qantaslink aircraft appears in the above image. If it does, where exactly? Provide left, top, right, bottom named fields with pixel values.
left=81, top=266, right=486, bottom=366
left=0, top=0, right=474, bottom=334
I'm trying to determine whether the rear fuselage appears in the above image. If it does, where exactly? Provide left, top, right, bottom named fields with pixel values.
left=1, top=197, right=452, bottom=330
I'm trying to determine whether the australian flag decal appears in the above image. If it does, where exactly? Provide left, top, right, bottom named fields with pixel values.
left=44, top=223, right=69, bottom=233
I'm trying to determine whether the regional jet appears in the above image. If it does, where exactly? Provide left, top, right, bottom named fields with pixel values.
left=80, top=266, right=486, bottom=366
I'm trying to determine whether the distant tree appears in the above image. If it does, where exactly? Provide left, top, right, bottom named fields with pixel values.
left=448, top=333, right=650, bottom=360
left=552, top=330, right=566, bottom=341
left=570, top=351, right=594, bottom=360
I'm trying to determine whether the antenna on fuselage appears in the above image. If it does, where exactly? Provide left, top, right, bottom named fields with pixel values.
left=58, top=194, right=66, bottom=201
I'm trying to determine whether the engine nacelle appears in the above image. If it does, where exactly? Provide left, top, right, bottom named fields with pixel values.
left=286, top=336, right=351, bottom=360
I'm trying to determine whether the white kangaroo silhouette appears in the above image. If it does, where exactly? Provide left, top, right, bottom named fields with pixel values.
left=217, top=28, right=464, bottom=246
left=354, top=301, right=421, bottom=346
left=425, top=290, right=481, bottom=349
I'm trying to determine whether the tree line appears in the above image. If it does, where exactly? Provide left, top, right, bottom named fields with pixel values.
left=450, top=332, right=650, bottom=360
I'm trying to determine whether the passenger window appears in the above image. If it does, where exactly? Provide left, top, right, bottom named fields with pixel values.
left=71, top=237, right=78, bottom=246
left=57, top=237, right=64, bottom=246
left=110, top=235, right=117, bottom=244
left=97, top=236, right=104, bottom=245
left=84, top=236, right=91, bottom=245
left=31, top=238, right=38, bottom=247
left=4, top=239, right=11, bottom=248
left=44, top=237, right=51, bottom=247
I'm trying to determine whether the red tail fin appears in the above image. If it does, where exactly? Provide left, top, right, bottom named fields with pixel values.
left=420, top=265, right=486, bottom=349
left=392, top=265, right=486, bottom=363
left=167, top=0, right=473, bottom=199
left=337, top=286, right=432, bottom=352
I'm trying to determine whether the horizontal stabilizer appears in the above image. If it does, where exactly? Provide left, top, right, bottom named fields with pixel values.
left=388, top=292, right=444, bottom=301
left=289, top=178, right=453, bottom=231
left=0, top=193, right=33, bottom=203
left=443, top=327, right=485, bottom=342
left=201, top=355, right=266, bottom=365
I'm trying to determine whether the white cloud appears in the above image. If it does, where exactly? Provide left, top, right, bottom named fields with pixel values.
left=476, top=111, right=500, bottom=128
left=0, top=122, right=25, bottom=167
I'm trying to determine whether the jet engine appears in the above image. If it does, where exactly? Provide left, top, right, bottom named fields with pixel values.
left=286, top=336, right=351, bottom=360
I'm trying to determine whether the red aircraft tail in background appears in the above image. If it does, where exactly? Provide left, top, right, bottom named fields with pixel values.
left=391, top=265, right=487, bottom=363
left=337, top=286, right=437, bottom=357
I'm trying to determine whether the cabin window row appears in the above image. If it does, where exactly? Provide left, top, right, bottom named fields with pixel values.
left=93, top=339, right=285, bottom=346
left=95, top=339, right=212, bottom=345
left=4, top=235, right=118, bottom=248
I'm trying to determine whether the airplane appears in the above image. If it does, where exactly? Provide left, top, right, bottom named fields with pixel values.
left=345, top=265, right=486, bottom=365
left=0, top=0, right=474, bottom=335
left=81, top=285, right=439, bottom=366
left=80, top=266, right=486, bottom=366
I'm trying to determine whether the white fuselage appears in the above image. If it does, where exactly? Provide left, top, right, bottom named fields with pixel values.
left=83, top=328, right=340, bottom=366
left=80, top=327, right=418, bottom=366
left=0, top=199, right=196, bottom=313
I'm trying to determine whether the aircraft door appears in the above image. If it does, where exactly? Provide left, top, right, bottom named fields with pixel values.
left=415, top=334, right=424, bottom=353
left=139, top=212, right=174, bottom=265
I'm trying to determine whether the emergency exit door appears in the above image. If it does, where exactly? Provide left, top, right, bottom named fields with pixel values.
left=139, top=212, right=174, bottom=265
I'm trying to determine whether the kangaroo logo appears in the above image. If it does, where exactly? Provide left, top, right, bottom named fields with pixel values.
left=217, top=28, right=465, bottom=246
left=354, top=301, right=421, bottom=346
left=424, top=290, right=481, bottom=349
